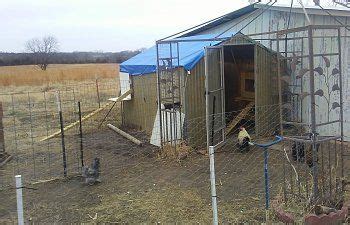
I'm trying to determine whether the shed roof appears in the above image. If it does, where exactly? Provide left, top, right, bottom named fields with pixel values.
left=120, top=3, right=349, bottom=76
left=120, top=33, right=235, bottom=76
left=182, top=3, right=350, bottom=37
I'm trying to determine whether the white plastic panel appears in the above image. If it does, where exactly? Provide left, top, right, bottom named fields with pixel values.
left=150, top=104, right=185, bottom=147
left=119, top=72, right=131, bottom=100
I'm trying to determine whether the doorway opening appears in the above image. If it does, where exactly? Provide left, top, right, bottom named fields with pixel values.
left=223, top=44, right=255, bottom=133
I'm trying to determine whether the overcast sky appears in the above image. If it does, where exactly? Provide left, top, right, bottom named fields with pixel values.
left=0, top=0, right=331, bottom=53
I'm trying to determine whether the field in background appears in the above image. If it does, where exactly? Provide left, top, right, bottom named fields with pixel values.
left=0, top=64, right=121, bottom=186
left=0, top=63, right=119, bottom=89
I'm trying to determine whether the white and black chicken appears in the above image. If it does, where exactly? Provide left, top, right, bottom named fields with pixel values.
left=237, top=126, right=251, bottom=152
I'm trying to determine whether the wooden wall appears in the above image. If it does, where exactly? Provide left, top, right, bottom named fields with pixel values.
left=184, top=59, right=207, bottom=148
left=123, top=73, right=158, bottom=134
left=254, top=45, right=280, bottom=136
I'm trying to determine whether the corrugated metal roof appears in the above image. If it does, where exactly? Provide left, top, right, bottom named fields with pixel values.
left=182, top=3, right=350, bottom=37
left=182, top=4, right=257, bottom=37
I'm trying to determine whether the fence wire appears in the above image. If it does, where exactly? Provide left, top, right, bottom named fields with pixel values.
left=0, top=98, right=348, bottom=223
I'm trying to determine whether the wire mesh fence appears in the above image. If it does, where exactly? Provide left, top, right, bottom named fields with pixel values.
left=0, top=79, right=119, bottom=188
left=0, top=100, right=348, bottom=223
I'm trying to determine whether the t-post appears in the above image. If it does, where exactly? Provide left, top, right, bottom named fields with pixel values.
left=251, top=135, right=283, bottom=222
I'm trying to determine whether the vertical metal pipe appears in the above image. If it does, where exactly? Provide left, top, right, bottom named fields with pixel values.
left=308, top=26, right=319, bottom=200
left=295, top=141, right=301, bottom=198
left=15, top=175, right=24, bottom=225
left=170, top=43, right=177, bottom=150
left=277, top=34, right=284, bottom=136
left=0, top=102, right=5, bottom=153
left=78, top=102, right=84, bottom=168
left=96, top=78, right=101, bottom=108
left=321, top=143, right=325, bottom=202
left=11, top=95, right=19, bottom=173
left=43, top=92, right=52, bottom=177
left=156, top=42, right=163, bottom=149
left=337, top=28, right=345, bottom=195
left=282, top=144, right=287, bottom=202
left=328, top=141, right=332, bottom=200
left=334, top=140, right=338, bottom=201
left=165, top=111, right=168, bottom=142
left=300, top=37, right=304, bottom=123
left=209, top=146, right=218, bottom=225
left=56, top=91, right=67, bottom=177
left=290, top=154, right=294, bottom=195
left=169, top=112, right=173, bottom=146
left=205, top=48, right=210, bottom=149
left=72, top=89, right=77, bottom=122
left=220, top=47, right=225, bottom=142
left=176, top=42, right=183, bottom=140
left=174, top=110, right=178, bottom=149
left=305, top=149, right=309, bottom=199
left=264, top=146, right=270, bottom=222
left=27, top=92, right=36, bottom=179
left=121, top=101, right=124, bottom=126
left=211, top=96, right=216, bottom=146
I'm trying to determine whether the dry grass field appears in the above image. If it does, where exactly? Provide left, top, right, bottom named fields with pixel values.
left=0, top=63, right=119, bottom=89
left=0, top=63, right=121, bottom=186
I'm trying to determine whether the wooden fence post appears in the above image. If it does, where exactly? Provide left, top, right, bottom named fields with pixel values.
left=0, top=102, right=5, bottom=153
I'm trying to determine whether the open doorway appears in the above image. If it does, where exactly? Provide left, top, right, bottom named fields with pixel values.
left=205, top=41, right=280, bottom=146
left=224, top=44, right=255, bottom=113
left=223, top=45, right=255, bottom=134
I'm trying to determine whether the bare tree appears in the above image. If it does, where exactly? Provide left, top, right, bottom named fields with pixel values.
left=25, top=36, right=59, bottom=70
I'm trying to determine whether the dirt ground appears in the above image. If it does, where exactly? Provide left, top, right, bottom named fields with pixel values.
left=0, top=127, right=349, bottom=223
left=0, top=127, right=280, bottom=223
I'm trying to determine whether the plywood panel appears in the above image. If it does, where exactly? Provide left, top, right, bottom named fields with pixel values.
left=123, top=73, right=158, bottom=134
left=255, top=44, right=280, bottom=136
left=184, top=59, right=207, bottom=148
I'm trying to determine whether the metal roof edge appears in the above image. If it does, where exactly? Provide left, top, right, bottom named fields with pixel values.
left=254, top=3, right=350, bottom=17
left=182, top=3, right=349, bottom=37
left=181, top=4, right=257, bottom=37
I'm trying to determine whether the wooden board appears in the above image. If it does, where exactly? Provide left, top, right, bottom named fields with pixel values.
left=226, top=101, right=254, bottom=135
left=40, top=90, right=132, bottom=142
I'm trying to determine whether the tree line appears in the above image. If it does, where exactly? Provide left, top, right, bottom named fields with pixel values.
left=0, top=50, right=142, bottom=67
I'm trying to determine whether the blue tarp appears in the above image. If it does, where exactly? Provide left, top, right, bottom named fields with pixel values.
left=120, top=33, right=235, bottom=76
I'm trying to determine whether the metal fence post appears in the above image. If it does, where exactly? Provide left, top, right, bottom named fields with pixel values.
left=253, top=136, right=283, bottom=223
left=263, top=146, right=270, bottom=221
left=0, top=102, right=5, bottom=153
left=209, top=145, right=218, bottom=225
left=308, top=26, right=319, bottom=201
left=96, top=78, right=101, bottom=108
left=15, top=175, right=24, bottom=225
left=56, top=91, right=67, bottom=177
left=78, top=102, right=84, bottom=168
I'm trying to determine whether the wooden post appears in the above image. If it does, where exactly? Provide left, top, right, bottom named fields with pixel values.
left=0, top=102, right=5, bottom=153
left=107, top=124, right=143, bottom=146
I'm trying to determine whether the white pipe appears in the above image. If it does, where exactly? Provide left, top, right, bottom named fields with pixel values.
left=298, top=0, right=312, bottom=25
left=15, top=175, right=24, bottom=225
left=209, top=146, right=218, bottom=225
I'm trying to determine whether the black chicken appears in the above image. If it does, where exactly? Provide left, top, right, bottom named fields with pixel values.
left=82, top=158, right=100, bottom=185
